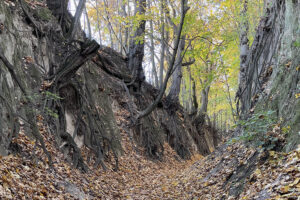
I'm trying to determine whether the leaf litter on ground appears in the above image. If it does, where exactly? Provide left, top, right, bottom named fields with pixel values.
left=0, top=106, right=299, bottom=199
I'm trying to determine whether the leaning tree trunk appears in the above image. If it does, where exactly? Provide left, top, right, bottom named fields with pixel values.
left=236, top=0, right=288, bottom=117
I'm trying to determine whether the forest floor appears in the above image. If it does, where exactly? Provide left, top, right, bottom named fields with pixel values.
left=0, top=107, right=299, bottom=200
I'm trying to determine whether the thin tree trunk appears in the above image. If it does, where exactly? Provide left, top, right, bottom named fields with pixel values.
left=236, top=0, right=249, bottom=117
left=73, top=0, right=78, bottom=8
left=102, top=0, right=115, bottom=48
left=127, top=0, right=131, bottom=53
left=190, top=70, right=198, bottom=115
left=188, top=66, right=192, bottom=111
left=159, top=0, right=166, bottom=88
left=219, top=51, right=237, bottom=123
left=69, top=0, right=86, bottom=39
left=121, top=0, right=129, bottom=53
left=95, top=0, right=102, bottom=45
left=117, top=0, right=123, bottom=53
left=84, top=5, right=92, bottom=39
left=224, top=72, right=237, bottom=123
left=148, top=0, right=159, bottom=88
left=83, top=6, right=86, bottom=34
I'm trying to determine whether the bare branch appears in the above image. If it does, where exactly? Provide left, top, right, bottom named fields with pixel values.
left=182, top=58, right=195, bottom=66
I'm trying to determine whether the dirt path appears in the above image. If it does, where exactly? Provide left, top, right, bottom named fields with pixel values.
left=0, top=116, right=299, bottom=199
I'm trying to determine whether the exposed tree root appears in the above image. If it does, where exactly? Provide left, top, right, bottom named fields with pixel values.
left=0, top=47, right=53, bottom=167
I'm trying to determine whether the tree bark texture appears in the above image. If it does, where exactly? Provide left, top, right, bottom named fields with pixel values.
left=128, top=0, right=147, bottom=84
left=167, top=36, right=186, bottom=103
left=236, top=0, right=286, bottom=117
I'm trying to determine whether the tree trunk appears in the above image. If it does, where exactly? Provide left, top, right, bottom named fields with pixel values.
left=102, top=0, right=115, bottom=49
left=159, top=0, right=166, bottom=88
left=236, top=0, right=249, bottom=117
left=95, top=0, right=103, bottom=45
left=148, top=0, right=159, bottom=88
left=166, top=0, right=189, bottom=104
left=200, top=86, right=210, bottom=114
left=121, top=0, right=129, bottom=53
left=69, top=0, right=86, bottom=39
left=84, top=5, right=92, bottom=39
left=128, top=0, right=147, bottom=84
left=181, top=78, right=186, bottom=108
left=224, top=71, right=237, bottom=123
left=191, top=75, right=198, bottom=114
left=167, top=35, right=185, bottom=103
